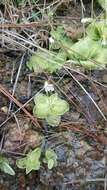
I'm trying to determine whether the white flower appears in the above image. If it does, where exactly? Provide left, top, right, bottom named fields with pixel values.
left=81, top=17, right=93, bottom=24
left=49, top=37, right=54, bottom=44
left=101, top=38, right=107, bottom=46
left=44, top=81, right=54, bottom=93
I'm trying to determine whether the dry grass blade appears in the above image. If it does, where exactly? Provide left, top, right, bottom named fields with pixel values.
left=64, top=66, right=107, bottom=121
left=0, top=84, right=41, bottom=128
left=0, top=87, right=44, bottom=128
left=65, top=65, right=107, bottom=89
left=64, top=178, right=107, bottom=184
left=8, top=53, right=25, bottom=115
left=0, top=21, right=49, bottom=29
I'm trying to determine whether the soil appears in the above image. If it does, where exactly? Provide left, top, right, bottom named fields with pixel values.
left=0, top=1, right=107, bottom=190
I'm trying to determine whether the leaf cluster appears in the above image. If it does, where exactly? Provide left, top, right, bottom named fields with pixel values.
left=27, top=50, right=66, bottom=73
left=43, top=149, right=57, bottom=169
left=27, top=26, right=73, bottom=73
left=27, top=19, right=107, bottom=71
left=16, top=147, right=57, bottom=173
left=67, top=19, right=107, bottom=69
left=16, top=147, right=41, bottom=174
left=33, top=93, right=69, bottom=126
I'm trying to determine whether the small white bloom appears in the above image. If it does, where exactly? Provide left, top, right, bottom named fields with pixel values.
left=101, top=39, right=107, bottom=46
left=44, top=81, right=54, bottom=93
left=49, top=37, right=54, bottom=44
left=81, top=17, right=93, bottom=24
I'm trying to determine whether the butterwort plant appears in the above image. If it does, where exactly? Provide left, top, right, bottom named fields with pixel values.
left=16, top=147, right=57, bottom=173
left=33, top=92, right=69, bottom=126
left=43, top=148, right=57, bottom=169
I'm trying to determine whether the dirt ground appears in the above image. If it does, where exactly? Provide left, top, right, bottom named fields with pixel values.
left=0, top=0, right=107, bottom=190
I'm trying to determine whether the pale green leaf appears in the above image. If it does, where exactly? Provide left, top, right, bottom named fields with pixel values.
left=0, top=162, right=15, bottom=176
left=45, top=149, right=57, bottom=169
left=87, top=21, right=107, bottom=41
left=45, top=149, right=57, bottom=160
left=70, top=47, right=107, bottom=69
left=26, top=159, right=40, bottom=174
left=51, top=99, right=69, bottom=115
left=27, top=50, right=66, bottom=73
left=27, top=147, right=41, bottom=160
left=33, top=105, right=50, bottom=119
left=79, top=60, right=97, bottom=69
left=33, top=94, right=50, bottom=118
left=47, top=159, right=54, bottom=169
left=50, top=26, right=73, bottom=50
left=95, top=47, right=107, bottom=67
left=50, top=26, right=65, bottom=41
left=68, top=37, right=99, bottom=60
left=87, top=22, right=101, bottom=40
left=27, top=52, right=49, bottom=73
left=0, top=155, right=15, bottom=176
left=97, top=0, right=107, bottom=12
left=26, top=148, right=41, bottom=174
left=46, top=115, right=61, bottom=126
left=33, top=93, right=69, bottom=122
left=49, top=94, right=69, bottom=116
left=16, top=148, right=42, bottom=174
left=16, top=157, right=27, bottom=169
left=34, top=93, right=48, bottom=104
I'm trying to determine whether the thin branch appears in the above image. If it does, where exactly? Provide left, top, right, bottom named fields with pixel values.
left=64, top=66, right=107, bottom=121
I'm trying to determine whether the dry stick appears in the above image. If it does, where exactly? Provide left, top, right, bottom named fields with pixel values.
left=42, top=0, right=46, bottom=21
left=0, top=131, right=5, bottom=151
left=1, top=30, right=55, bottom=56
left=8, top=53, right=25, bottom=116
left=63, top=66, right=107, bottom=121
left=0, top=84, right=41, bottom=128
left=2, top=149, right=26, bottom=156
left=2, top=31, right=106, bottom=120
left=64, top=178, right=107, bottom=185
left=91, top=0, right=94, bottom=18
left=65, top=65, right=107, bottom=123
left=13, top=114, right=22, bottom=142
left=51, top=77, right=93, bottom=126
left=2, top=35, right=106, bottom=121
left=80, top=0, right=86, bottom=37
left=51, top=79, right=78, bottom=109
left=1, top=25, right=107, bottom=119
left=62, top=40, right=107, bottom=71
left=65, top=65, right=107, bottom=89
left=2, top=28, right=106, bottom=72
left=49, top=71, right=101, bottom=129
left=54, top=16, right=81, bottom=20
left=0, top=21, right=49, bottom=29
left=1, top=27, right=107, bottom=71
left=0, top=88, right=44, bottom=128
left=62, top=123, right=107, bottom=145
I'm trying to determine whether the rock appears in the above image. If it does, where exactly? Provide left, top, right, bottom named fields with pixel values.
left=76, top=141, right=92, bottom=159
left=24, top=129, right=43, bottom=148
left=3, top=116, right=43, bottom=151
